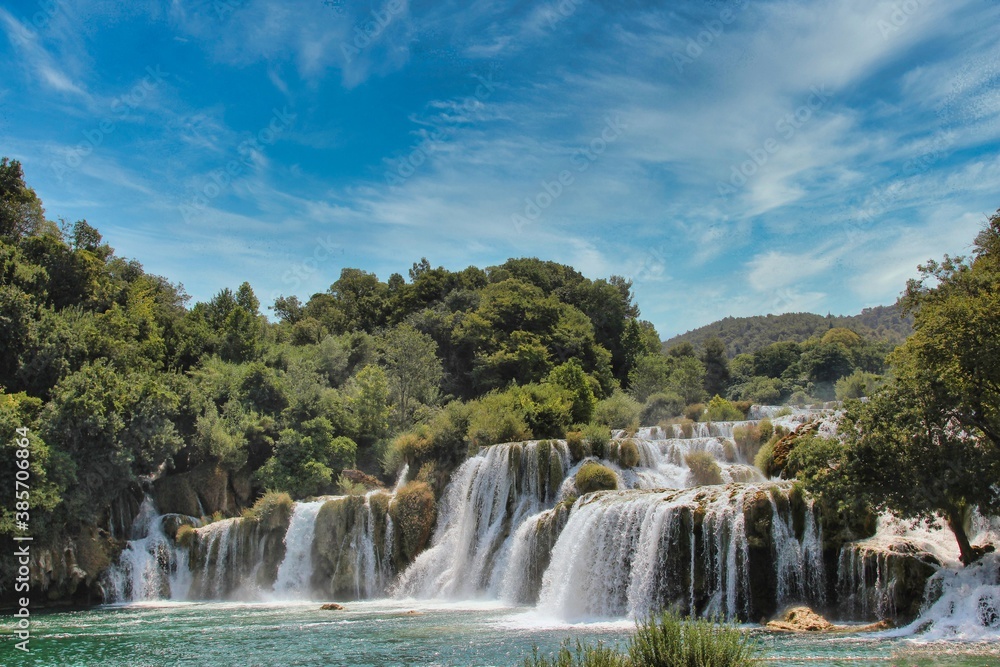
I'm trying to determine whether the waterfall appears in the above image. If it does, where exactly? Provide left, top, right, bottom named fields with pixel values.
left=102, top=496, right=192, bottom=603
left=394, top=440, right=570, bottom=599
left=534, top=484, right=827, bottom=621
left=273, top=500, right=327, bottom=598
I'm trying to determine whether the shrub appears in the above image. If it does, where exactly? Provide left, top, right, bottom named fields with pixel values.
left=787, top=391, right=813, bottom=407
left=524, top=641, right=628, bottom=667
left=565, top=430, right=589, bottom=462
left=702, top=395, right=744, bottom=422
left=575, top=461, right=618, bottom=494
left=581, top=423, right=611, bottom=459
left=628, top=612, right=762, bottom=667
left=467, top=391, right=532, bottom=447
left=834, top=370, right=883, bottom=400
left=684, top=403, right=705, bottom=422
left=523, top=612, right=762, bottom=667
left=642, top=391, right=684, bottom=425
left=337, top=473, right=368, bottom=496
left=757, top=418, right=773, bottom=442
left=685, top=451, right=723, bottom=486
left=594, top=390, right=641, bottom=430
left=618, top=439, right=641, bottom=468
left=754, top=442, right=775, bottom=477
left=175, top=524, right=196, bottom=548
left=242, top=490, right=293, bottom=529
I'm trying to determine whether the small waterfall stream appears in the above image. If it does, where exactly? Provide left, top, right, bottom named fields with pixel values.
left=273, top=500, right=327, bottom=598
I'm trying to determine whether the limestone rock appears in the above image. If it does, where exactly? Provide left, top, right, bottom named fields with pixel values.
left=766, top=606, right=833, bottom=632
left=320, top=603, right=345, bottom=611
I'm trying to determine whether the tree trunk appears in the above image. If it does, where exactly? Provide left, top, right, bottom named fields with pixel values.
left=945, top=508, right=974, bottom=566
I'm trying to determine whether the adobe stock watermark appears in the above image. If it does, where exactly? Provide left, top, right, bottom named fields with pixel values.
left=671, top=0, right=752, bottom=74
left=15, top=0, right=63, bottom=37
left=537, top=0, right=586, bottom=32
left=49, top=66, right=170, bottom=182
left=384, top=70, right=498, bottom=187
left=280, top=236, right=345, bottom=294
left=512, top=115, right=627, bottom=233
left=875, top=0, right=936, bottom=40
left=716, top=85, right=831, bottom=199
left=342, top=0, right=406, bottom=63
left=179, top=107, right=296, bottom=223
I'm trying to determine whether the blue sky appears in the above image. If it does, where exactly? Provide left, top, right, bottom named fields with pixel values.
left=2, top=0, right=999, bottom=338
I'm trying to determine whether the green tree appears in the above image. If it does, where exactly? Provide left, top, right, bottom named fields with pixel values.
left=0, top=158, right=46, bottom=241
left=381, top=323, right=443, bottom=428
left=348, top=364, right=391, bottom=444
left=798, top=211, right=1000, bottom=565
left=547, top=359, right=597, bottom=424
left=701, top=337, right=730, bottom=397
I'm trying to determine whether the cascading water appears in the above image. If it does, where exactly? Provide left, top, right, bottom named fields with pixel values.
left=102, top=496, right=192, bottom=603
left=273, top=500, right=327, bottom=598
left=394, top=440, right=569, bottom=599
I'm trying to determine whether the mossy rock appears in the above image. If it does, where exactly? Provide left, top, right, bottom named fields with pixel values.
left=389, top=482, right=437, bottom=566
left=575, top=462, right=618, bottom=494
left=565, top=431, right=589, bottom=462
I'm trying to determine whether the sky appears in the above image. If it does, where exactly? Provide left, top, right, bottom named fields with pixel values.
left=1, top=0, right=999, bottom=339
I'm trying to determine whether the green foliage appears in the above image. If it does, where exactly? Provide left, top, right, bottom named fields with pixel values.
left=254, top=419, right=357, bottom=497
left=628, top=612, right=762, bottom=667
left=701, top=395, right=744, bottom=422
left=834, top=369, right=883, bottom=400
left=727, top=376, right=784, bottom=405
left=175, top=524, right=196, bottom=548
left=380, top=323, right=443, bottom=429
left=618, top=439, right=641, bottom=468
left=524, top=613, right=761, bottom=667
left=663, top=307, right=912, bottom=356
left=347, top=364, right=391, bottom=444
left=565, top=430, right=589, bottom=462
left=685, top=451, right=723, bottom=486
left=754, top=442, right=775, bottom=477
left=641, top=392, right=684, bottom=425
left=594, top=390, right=641, bottom=430
left=547, top=359, right=597, bottom=424
left=700, top=337, right=730, bottom=398
left=466, top=390, right=533, bottom=448
left=523, top=641, right=627, bottom=667
left=241, top=490, right=294, bottom=528
left=581, top=423, right=612, bottom=458
left=575, top=461, right=618, bottom=494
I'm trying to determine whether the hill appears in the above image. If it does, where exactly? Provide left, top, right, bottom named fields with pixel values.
left=662, top=306, right=913, bottom=357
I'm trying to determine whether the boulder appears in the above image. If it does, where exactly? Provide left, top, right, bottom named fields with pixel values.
left=766, top=606, right=833, bottom=632
left=320, top=603, right=345, bottom=611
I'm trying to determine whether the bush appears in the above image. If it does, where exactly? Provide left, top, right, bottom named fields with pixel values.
left=594, top=390, right=641, bottom=430
left=629, top=612, right=762, bottom=667
left=787, top=390, right=813, bottom=407
left=242, top=490, right=294, bottom=529
left=834, top=370, right=883, bottom=400
left=618, top=439, right=641, bottom=468
left=524, top=641, right=627, bottom=667
left=702, top=395, right=744, bottom=422
left=641, top=391, right=684, bottom=425
left=523, top=612, right=762, bottom=667
left=754, top=442, right=775, bottom=477
left=565, top=430, right=589, bottom=462
left=575, top=461, right=618, bottom=494
left=684, top=403, right=705, bottom=421
left=175, top=524, right=196, bottom=548
left=581, top=422, right=611, bottom=459
left=685, top=451, right=723, bottom=486
left=467, top=391, right=533, bottom=447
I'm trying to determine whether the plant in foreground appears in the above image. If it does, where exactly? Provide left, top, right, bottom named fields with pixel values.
left=523, top=612, right=762, bottom=667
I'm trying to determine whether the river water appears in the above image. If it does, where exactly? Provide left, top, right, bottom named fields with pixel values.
left=9, top=600, right=999, bottom=666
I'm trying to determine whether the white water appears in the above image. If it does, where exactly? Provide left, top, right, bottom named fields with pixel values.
left=394, top=440, right=570, bottom=599
left=102, top=496, right=192, bottom=602
left=272, top=500, right=328, bottom=598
